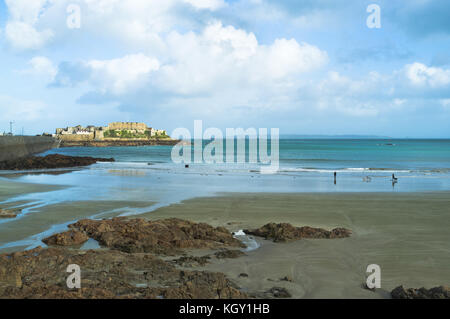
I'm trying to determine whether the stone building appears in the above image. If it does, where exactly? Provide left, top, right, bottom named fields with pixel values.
left=55, top=122, right=167, bottom=140
left=107, top=122, right=148, bottom=133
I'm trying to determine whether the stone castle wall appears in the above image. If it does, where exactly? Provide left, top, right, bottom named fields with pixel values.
left=58, top=133, right=95, bottom=141
left=108, top=122, right=148, bottom=132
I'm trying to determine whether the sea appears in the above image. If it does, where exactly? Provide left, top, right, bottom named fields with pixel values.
left=3, top=139, right=450, bottom=201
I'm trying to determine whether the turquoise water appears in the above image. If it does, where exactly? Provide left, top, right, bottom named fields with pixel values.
left=3, top=138, right=449, bottom=199
left=35, top=138, right=450, bottom=173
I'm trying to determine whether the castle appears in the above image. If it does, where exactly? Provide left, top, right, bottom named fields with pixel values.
left=55, top=122, right=167, bottom=141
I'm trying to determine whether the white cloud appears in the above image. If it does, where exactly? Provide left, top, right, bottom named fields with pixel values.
left=86, top=54, right=161, bottom=94
left=4, top=0, right=55, bottom=50
left=20, top=56, right=58, bottom=81
left=5, top=0, right=50, bottom=24
left=154, top=22, right=328, bottom=97
left=5, top=22, right=54, bottom=50
left=266, top=39, right=328, bottom=79
left=404, top=62, right=450, bottom=88
left=53, top=21, right=328, bottom=109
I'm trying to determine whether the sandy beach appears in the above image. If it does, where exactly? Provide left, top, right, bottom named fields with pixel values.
left=1, top=174, right=449, bottom=298
left=141, top=192, right=450, bottom=298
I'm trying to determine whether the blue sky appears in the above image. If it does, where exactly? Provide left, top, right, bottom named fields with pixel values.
left=0, top=0, right=449, bottom=137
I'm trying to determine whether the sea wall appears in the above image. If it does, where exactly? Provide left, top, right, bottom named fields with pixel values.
left=0, top=136, right=59, bottom=161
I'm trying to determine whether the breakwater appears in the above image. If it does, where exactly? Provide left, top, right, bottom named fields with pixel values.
left=0, top=136, right=59, bottom=161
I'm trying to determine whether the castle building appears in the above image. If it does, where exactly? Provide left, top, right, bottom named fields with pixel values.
left=108, top=122, right=148, bottom=134
left=54, top=122, right=167, bottom=140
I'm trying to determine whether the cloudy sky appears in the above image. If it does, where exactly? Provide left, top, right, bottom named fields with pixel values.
left=0, top=0, right=449, bottom=137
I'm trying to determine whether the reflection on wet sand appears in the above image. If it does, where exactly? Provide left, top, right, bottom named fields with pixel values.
left=108, top=169, right=147, bottom=177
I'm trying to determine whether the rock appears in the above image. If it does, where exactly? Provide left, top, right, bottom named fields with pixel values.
left=69, top=218, right=246, bottom=254
left=239, top=273, right=249, bottom=278
left=245, top=223, right=351, bottom=242
left=266, top=287, right=291, bottom=298
left=0, top=247, right=247, bottom=299
left=214, top=249, right=246, bottom=259
left=0, top=208, right=19, bottom=218
left=391, top=285, right=450, bottom=299
left=42, top=230, right=89, bottom=246
left=0, top=154, right=114, bottom=170
left=171, top=255, right=211, bottom=267
left=280, top=276, right=293, bottom=282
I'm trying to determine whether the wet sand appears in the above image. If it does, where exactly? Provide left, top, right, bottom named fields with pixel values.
left=142, top=192, right=450, bottom=298
left=0, top=177, right=63, bottom=202
left=0, top=200, right=155, bottom=253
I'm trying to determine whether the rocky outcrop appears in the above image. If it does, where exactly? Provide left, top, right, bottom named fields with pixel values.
left=0, top=154, right=114, bottom=170
left=69, top=218, right=245, bottom=254
left=245, top=223, right=351, bottom=242
left=391, top=285, right=449, bottom=299
left=0, top=208, right=20, bottom=218
left=214, top=249, right=246, bottom=259
left=0, top=247, right=247, bottom=299
left=43, top=230, right=89, bottom=246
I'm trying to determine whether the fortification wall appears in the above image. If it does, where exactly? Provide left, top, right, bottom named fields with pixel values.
left=0, top=136, right=59, bottom=161
left=108, top=122, right=148, bottom=131
left=58, top=133, right=95, bottom=141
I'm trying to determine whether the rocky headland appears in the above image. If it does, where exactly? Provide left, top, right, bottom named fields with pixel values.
left=0, top=154, right=114, bottom=170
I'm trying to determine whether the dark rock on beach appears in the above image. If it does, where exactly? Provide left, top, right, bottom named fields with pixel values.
left=0, top=208, right=20, bottom=218
left=280, top=276, right=293, bottom=282
left=0, top=154, right=114, bottom=170
left=0, top=247, right=247, bottom=299
left=214, top=249, right=246, bottom=259
left=391, top=285, right=450, bottom=299
left=69, top=218, right=246, bottom=254
left=42, top=230, right=89, bottom=247
left=245, top=223, right=351, bottom=242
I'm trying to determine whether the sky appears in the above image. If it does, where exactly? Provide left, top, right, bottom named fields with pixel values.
left=0, top=0, right=449, bottom=137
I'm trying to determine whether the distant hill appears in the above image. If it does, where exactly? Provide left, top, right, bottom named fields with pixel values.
left=280, top=134, right=392, bottom=139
